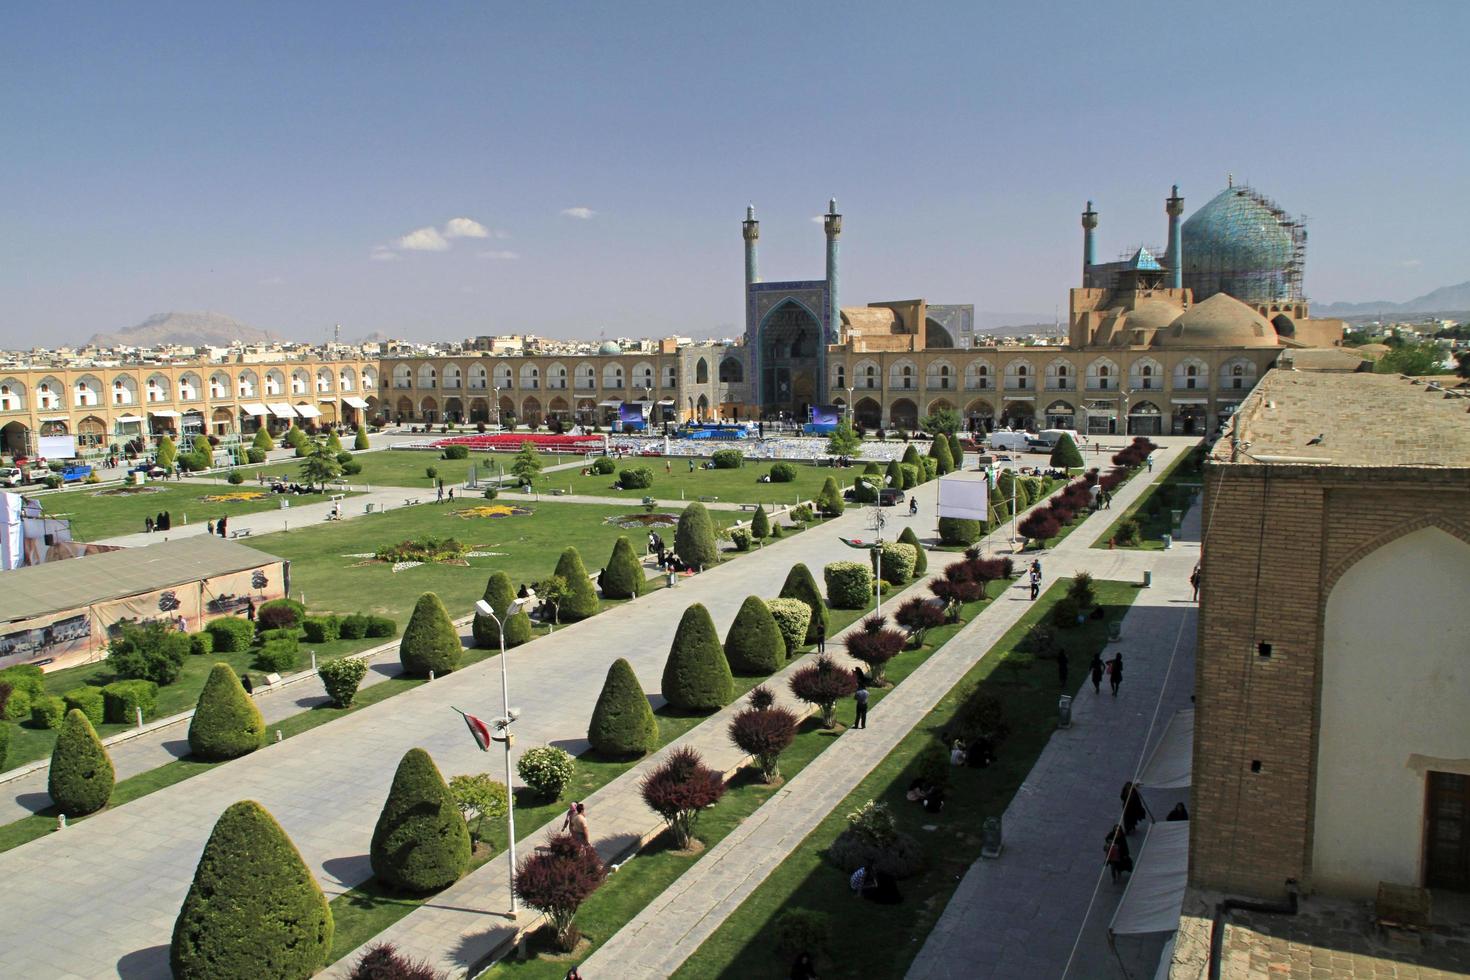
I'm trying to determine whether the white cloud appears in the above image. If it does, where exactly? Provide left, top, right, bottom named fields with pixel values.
left=443, top=217, right=490, bottom=239
left=396, top=226, right=450, bottom=251
left=561, top=207, right=597, bottom=220
left=1399, top=258, right=1422, bottom=268
left=811, top=215, right=825, bottom=223
left=478, top=250, right=520, bottom=260
left=370, top=247, right=400, bottom=262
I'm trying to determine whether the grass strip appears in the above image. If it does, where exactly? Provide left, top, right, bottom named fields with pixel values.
left=671, top=579, right=1140, bottom=979
left=1091, top=445, right=1203, bottom=550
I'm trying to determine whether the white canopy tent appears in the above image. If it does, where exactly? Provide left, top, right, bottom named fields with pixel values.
left=1108, top=821, right=1191, bottom=936
left=342, top=396, right=369, bottom=409
left=1138, top=709, right=1194, bottom=790
left=267, top=403, right=296, bottom=418
left=293, top=404, right=322, bottom=418
left=240, top=403, right=269, bottom=416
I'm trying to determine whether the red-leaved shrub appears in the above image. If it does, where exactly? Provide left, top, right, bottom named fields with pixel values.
left=513, top=834, right=607, bottom=951
left=728, top=702, right=800, bottom=782
left=788, top=656, right=858, bottom=727
left=640, top=746, right=726, bottom=849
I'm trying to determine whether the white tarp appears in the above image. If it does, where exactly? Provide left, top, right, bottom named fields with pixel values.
left=1138, top=709, right=1194, bottom=790
left=0, top=492, right=22, bottom=572
left=293, top=404, right=322, bottom=417
left=267, top=403, right=297, bottom=418
left=149, top=409, right=181, bottom=417
left=1153, top=936, right=1177, bottom=980
left=342, top=396, right=369, bottom=409
left=38, top=434, right=78, bottom=459
left=937, top=474, right=988, bottom=522
left=1109, top=821, right=1191, bottom=936
left=240, top=403, right=270, bottom=416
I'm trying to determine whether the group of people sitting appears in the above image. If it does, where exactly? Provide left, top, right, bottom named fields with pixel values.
left=905, top=777, right=946, bottom=814
left=267, top=479, right=322, bottom=495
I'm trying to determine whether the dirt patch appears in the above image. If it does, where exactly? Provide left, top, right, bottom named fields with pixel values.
left=605, top=512, right=678, bottom=529
left=92, top=485, right=164, bottom=496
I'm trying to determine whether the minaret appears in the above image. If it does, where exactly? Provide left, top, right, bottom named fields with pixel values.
left=742, top=204, right=759, bottom=286
left=1081, top=200, right=1098, bottom=287
left=1165, top=185, right=1184, bottom=289
left=823, top=198, right=841, bottom=341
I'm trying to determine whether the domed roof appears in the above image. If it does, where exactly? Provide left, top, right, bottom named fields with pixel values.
left=597, top=341, right=622, bottom=355
left=1181, top=186, right=1298, bottom=302
left=1357, top=343, right=1391, bottom=355
left=1117, top=298, right=1183, bottom=334
left=1154, top=293, right=1278, bottom=348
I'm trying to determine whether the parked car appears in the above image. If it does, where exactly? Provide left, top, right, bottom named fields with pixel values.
left=0, top=467, right=22, bottom=487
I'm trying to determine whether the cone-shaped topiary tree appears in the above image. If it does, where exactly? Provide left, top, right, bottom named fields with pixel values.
left=1050, top=433, right=1084, bottom=469
left=948, top=432, right=965, bottom=469
left=472, top=571, right=532, bottom=649
left=553, top=546, right=599, bottom=621
left=171, top=800, right=332, bottom=980
left=600, top=536, right=644, bottom=600
left=325, top=430, right=343, bottom=453
left=48, top=708, right=113, bottom=816
left=929, top=435, right=955, bottom=475
left=779, top=562, right=829, bottom=643
left=155, top=434, right=177, bottom=472
left=902, top=442, right=925, bottom=478
left=815, top=476, right=845, bottom=517
left=723, top=595, right=785, bottom=675
left=587, top=658, right=659, bottom=757
left=674, top=502, right=719, bottom=569
left=400, top=592, right=463, bottom=676
left=252, top=427, right=275, bottom=452
left=370, top=748, right=472, bottom=892
left=188, top=663, right=264, bottom=761
left=354, top=426, right=370, bottom=450
left=750, top=505, right=770, bottom=540
left=660, top=603, right=734, bottom=712
left=938, top=516, right=983, bottom=546
left=884, top=458, right=903, bottom=490
left=897, top=525, right=927, bottom=576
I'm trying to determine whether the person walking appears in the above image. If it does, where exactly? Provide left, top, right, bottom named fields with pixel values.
left=436, top=482, right=444, bottom=503
left=1030, top=558, right=1042, bottom=581
left=217, top=516, right=227, bottom=537
left=816, top=621, right=826, bottom=653
left=1029, top=576, right=1040, bottom=601
left=246, top=597, right=256, bottom=621
left=1190, top=565, right=1201, bottom=602
left=207, top=519, right=214, bottom=536
left=562, top=802, right=590, bottom=846
left=1120, top=781, right=1147, bottom=835
left=1105, top=824, right=1132, bottom=883
left=688, top=458, right=695, bottom=473
left=852, top=684, right=869, bottom=729
left=1108, top=652, right=1124, bottom=696
left=1057, top=647, right=1069, bottom=688
left=144, top=516, right=154, bottom=534
left=909, top=496, right=918, bottom=516
left=447, top=487, right=454, bottom=501
left=1089, top=653, right=1105, bottom=694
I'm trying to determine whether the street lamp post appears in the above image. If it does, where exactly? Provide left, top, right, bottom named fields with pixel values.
left=474, top=592, right=534, bottom=917
left=844, top=386, right=855, bottom=421
left=643, top=386, right=654, bottom=427
left=493, top=386, right=502, bottom=427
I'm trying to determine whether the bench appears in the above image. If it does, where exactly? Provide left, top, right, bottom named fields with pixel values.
left=230, top=528, right=253, bottom=539
left=548, top=488, right=567, bottom=496
left=699, top=495, right=718, bottom=503
left=403, top=498, right=421, bottom=506
left=739, top=503, right=760, bottom=512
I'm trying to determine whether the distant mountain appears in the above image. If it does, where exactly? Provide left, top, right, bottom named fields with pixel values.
left=976, top=311, right=1054, bottom=333
left=88, top=311, right=280, bottom=348
left=355, top=331, right=395, bottom=344
left=1314, top=281, right=1470, bottom=318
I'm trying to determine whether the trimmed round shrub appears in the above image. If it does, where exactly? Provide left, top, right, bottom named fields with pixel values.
left=601, top=536, right=644, bottom=600
left=442, top=444, right=469, bottom=460
left=902, top=442, right=924, bottom=473
left=517, top=745, right=576, bottom=801
left=814, top=476, right=844, bottom=517
left=884, top=458, right=904, bottom=490
left=587, top=658, right=658, bottom=758
left=768, top=462, right=797, bottom=483
left=108, top=620, right=190, bottom=686
left=553, top=546, right=599, bottom=622
left=246, top=447, right=267, bottom=464
left=188, top=663, right=264, bottom=761
left=399, top=592, right=462, bottom=677
left=339, top=613, right=370, bottom=640
left=590, top=456, right=615, bottom=475
left=0, top=665, right=44, bottom=722
left=723, top=596, right=785, bottom=675
left=870, top=541, right=917, bottom=585
left=318, top=657, right=368, bottom=708
left=779, top=562, right=829, bottom=643
left=660, top=603, right=734, bottom=712
left=48, top=709, right=114, bottom=816
left=302, top=617, right=340, bottom=644
left=254, top=639, right=299, bottom=674
left=711, top=448, right=743, bottom=469
left=789, top=503, right=814, bottom=524
left=938, top=516, right=983, bottom=546
left=921, top=456, right=939, bottom=482
left=774, top=908, right=832, bottom=957
left=824, top=561, right=874, bottom=610
left=226, top=470, right=245, bottom=485
left=62, top=687, right=105, bottom=727
left=766, top=598, right=812, bottom=659
left=730, top=527, right=751, bottom=552
left=674, top=501, right=720, bottom=569
left=366, top=615, right=398, bottom=638
left=205, top=617, right=253, bottom=653
left=851, top=475, right=877, bottom=504
left=252, top=427, right=274, bottom=451
left=102, top=679, right=158, bottom=724
left=30, top=694, right=65, bottom=730
left=335, top=450, right=353, bottom=465
left=341, top=459, right=362, bottom=475
left=617, top=466, right=654, bottom=489
left=370, top=748, right=471, bottom=892
left=899, top=462, right=919, bottom=490
left=826, top=825, right=926, bottom=880
left=171, top=799, right=333, bottom=980
left=929, top=436, right=955, bottom=475
left=750, top=505, right=770, bottom=540
left=948, top=432, right=965, bottom=468
left=188, top=631, right=214, bottom=657
left=256, top=598, right=306, bottom=632
left=897, top=525, right=927, bottom=576
left=472, top=571, right=533, bottom=649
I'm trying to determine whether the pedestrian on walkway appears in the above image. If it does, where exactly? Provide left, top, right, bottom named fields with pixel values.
left=1190, top=565, right=1201, bottom=602
left=688, top=458, right=695, bottom=473
left=565, top=968, right=583, bottom=980
left=1057, top=647, right=1069, bottom=688
left=1105, top=824, right=1132, bottom=883
left=207, top=519, right=214, bottom=536
left=1108, top=652, right=1124, bottom=696
left=217, top=516, right=227, bottom=537
left=1030, top=558, right=1042, bottom=581
left=448, top=487, right=454, bottom=501
left=246, top=597, right=256, bottom=621
left=563, top=802, right=590, bottom=846
left=1029, top=577, right=1040, bottom=601
left=1120, top=781, right=1147, bottom=835
left=852, top=684, right=869, bottom=729
left=909, top=496, right=918, bottom=516
left=816, top=621, right=826, bottom=653
left=239, top=673, right=253, bottom=694
left=1090, top=653, right=1104, bottom=694
left=436, top=482, right=444, bottom=503
left=1166, top=802, right=1189, bottom=822
left=144, top=516, right=154, bottom=533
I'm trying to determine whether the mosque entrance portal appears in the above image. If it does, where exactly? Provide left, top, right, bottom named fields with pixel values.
left=760, top=301, right=821, bottom=420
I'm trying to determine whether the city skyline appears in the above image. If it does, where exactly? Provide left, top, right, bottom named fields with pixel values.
left=2, top=0, right=1466, bottom=345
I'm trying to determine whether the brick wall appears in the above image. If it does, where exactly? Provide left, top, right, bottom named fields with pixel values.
left=1189, top=462, right=1470, bottom=899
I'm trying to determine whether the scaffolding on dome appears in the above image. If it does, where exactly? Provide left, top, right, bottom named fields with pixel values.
left=1181, top=184, right=1307, bottom=305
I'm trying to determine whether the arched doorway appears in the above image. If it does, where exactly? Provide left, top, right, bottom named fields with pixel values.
left=1127, top=401, right=1162, bottom=436
left=964, top=399, right=995, bottom=434
left=1172, top=403, right=1206, bottom=435
left=468, top=398, right=489, bottom=423
left=889, top=398, right=918, bottom=431
left=759, top=300, right=822, bottom=419
left=854, top=397, right=882, bottom=430
left=521, top=396, right=542, bottom=427
left=420, top=396, right=439, bottom=423
left=395, top=396, right=414, bottom=422
left=1001, top=401, right=1035, bottom=431
left=211, top=408, right=235, bottom=436
left=78, top=416, right=106, bottom=449
left=1, top=420, right=29, bottom=458
left=1044, top=400, right=1075, bottom=430
left=444, top=397, right=463, bottom=424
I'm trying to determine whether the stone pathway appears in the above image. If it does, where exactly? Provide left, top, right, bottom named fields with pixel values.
left=573, top=445, right=1195, bottom=979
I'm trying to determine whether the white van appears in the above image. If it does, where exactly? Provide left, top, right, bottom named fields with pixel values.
left=988, top=430, right=1032, bottom=452
left=1028, top=428, right=1081, bottom=452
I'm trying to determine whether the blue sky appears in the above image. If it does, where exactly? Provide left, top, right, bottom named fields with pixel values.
left=2, top=0, right=1466, bottom=344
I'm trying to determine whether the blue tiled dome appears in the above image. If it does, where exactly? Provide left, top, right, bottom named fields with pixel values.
left=597, top=341, right=622, bottom=355
left=1181, top=186, right=1300, bottom=303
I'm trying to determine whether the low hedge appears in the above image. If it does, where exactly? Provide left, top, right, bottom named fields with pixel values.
left=30, top=695, right=65, bottom=730
left=769, top=462, right=797, bottom=483
left=302, top=616, right=341, bottom=644
left=254, top=641, right=299, bottom=674
left=711, top=448, right=744, bottom=469
left=103, top=679, right=158, bottom=724
left=63, top=687, right=106, bottom=727
left=366, top=615, right=397, bottom=638
left=442, top=445, right=469, bottom=460
left=618, top=466, right=654, bottom=490
left=256, top=598, right=306, bottom=632
left=189, top=632, right=214, bottom=657
left=870, top=541, right=917, bottom=585
left=206, top=616, right=255, bottom=653
left=938, top=517, right=983, bottom=546
left=590, top=457, right=616, bottom=475
left=824, top=561, right=874, bottom=610
left=339, top=614, right=370, bottom=640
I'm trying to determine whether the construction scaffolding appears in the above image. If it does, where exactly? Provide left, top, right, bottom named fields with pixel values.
left=1180, top=184, right=1306, bottom=304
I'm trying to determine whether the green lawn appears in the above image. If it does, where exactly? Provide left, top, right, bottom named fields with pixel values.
left=33, top=482, right=349, bottom=542
left=251, top=498, right=793, bottom=627
left=232, top=448, right=513, bottom=491
left=515, top=459, right=837, bottom=508
left=1091, top=445, right=1204, bottom=550
left=673, top=578, right=1140, bottom=979
left=476, top=580, right=1011, bottom=979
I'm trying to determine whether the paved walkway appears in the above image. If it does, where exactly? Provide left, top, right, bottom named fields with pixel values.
left=573, top=445, right=1195, bottom=979
left=0, top=469, right=940, bottom=980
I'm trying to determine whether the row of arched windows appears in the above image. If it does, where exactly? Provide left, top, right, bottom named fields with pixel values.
left=0, top=366, right=377, bottom=411
left=830, top=357, right=1258, bottom=394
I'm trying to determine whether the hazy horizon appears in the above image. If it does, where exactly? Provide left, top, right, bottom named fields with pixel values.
left=3, top=1, right=1466, bottom=346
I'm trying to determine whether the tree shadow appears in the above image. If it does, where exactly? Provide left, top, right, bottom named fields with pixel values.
left=115, top=943, right=170, bottom=979
left=322, top=853, right=373, bottom=887
left=15, top=791, right=55, bottom=816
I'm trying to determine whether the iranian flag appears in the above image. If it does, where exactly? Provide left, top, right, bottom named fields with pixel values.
left=453, top=707, right=493, bottom=751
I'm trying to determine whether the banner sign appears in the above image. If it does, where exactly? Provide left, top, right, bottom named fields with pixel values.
left=937, top=475, right=989, bottom=522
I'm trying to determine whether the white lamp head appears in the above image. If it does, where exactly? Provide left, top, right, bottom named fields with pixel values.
left=474, top=599, right=494, bottom=618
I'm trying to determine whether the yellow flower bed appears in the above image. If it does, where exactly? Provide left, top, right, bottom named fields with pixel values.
left=199, top=491, right=268, bottom=503
left=453, top=504, right=530, bottom=519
